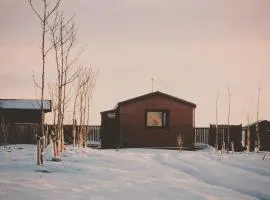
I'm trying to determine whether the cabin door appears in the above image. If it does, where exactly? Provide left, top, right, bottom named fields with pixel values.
left=101, top=112, right=119, bottom=149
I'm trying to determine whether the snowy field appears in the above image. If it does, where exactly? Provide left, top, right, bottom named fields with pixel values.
left=0, top=145, right=270, bottom=200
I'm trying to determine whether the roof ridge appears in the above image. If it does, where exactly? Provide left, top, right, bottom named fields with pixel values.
left=116, top=91, right=196, bottom=108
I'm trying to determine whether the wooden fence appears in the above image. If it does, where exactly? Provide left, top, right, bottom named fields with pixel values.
left=60, top=125, right=101, bottom=144
left=88, top=126, right=101, bottom=142
left=194, top=127, right=209, bottom=144
left=195, top=125, right=243, bottom=151
left=0, top=124, right=101, bottom=145
left=2, top=123, right=243, bottom=151
left=0, top=123, right=40, bottom=144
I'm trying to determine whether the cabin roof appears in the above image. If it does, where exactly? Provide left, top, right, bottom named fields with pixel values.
left=243, top=120, right=270, bottom=128
left=0, top=99, right=51, bottom=112
left=115, top=91, right=196, bottom=108
left=100, top=109, right=117, bottom=114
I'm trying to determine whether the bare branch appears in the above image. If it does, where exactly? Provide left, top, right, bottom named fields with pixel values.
left=44, top=43, right=55, bottom=56
left=32, top=71, right=42, bottom=89
left=45, top=0, right=61, bottom=21
left=28, top=0, right=43, bottom=22
left=65, top=46, right=86, bottom=71
left=28, top=0, right=62, bottom=164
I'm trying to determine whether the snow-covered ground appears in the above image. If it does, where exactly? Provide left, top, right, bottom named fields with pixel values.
left=0, top=145, right=270, bottom=200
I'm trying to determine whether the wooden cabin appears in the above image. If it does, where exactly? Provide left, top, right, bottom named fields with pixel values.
left=208, top=124, right=243, bottom=151
left=0, top=99, right=51, bottom=144
left=100, top=91, right=196, bottom=149
left=242, top=120, right=270, bottom=151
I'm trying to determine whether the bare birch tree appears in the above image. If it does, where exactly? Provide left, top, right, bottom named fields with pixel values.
left=246, top=113, right=252, bottom=152
left=28, top=0, right=61, bottom=165
left=215, top=93, right=219, bottom=153
left=48, top=82, right=58, bottom=156
left=0, top=115, right=8, bottom=149
left=256, top=87, right=261, bottom=151
left=72, top=67, right=96, bottom=148
left=47, top=11, right=82, bottom=156
left=227, top=88, right=231, bottom=152
left=77, top=70, right=90, bottom=148
left=85, top=74, right=95, bottom=147
left=83, top=70, right=96, bottom=148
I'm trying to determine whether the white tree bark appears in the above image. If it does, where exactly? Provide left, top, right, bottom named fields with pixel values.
left=28, top=0, right=61, bottom=165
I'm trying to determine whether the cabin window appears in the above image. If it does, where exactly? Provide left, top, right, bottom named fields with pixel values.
left=146, top=110, right=169, bottom=128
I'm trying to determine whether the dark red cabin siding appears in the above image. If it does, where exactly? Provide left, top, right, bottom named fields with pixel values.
left=119, top=94, right=195, bottom=148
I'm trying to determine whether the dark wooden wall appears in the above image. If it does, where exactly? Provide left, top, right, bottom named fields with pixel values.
left=100, top=111, right=120, bottom=149
left=209, top=124, right=243, bottom=151
left=1, top=109, right=41, bottom=124
left=119, top=95, right=195, bottom=148
left=0, top=123, right=41, bottom=144
left=0, top=124, right=100, bottom=145
left=243, top=121, right=270, bottom=151
left=259, top=121, right=270, bottom=151
left=0, top=109, right=42, bottom=144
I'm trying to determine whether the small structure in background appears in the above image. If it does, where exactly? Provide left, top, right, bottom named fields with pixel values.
left=209, top=124, right=243, bottom=152
left=242, top=120, right=270, bottom=151
left=100, top=91, right=196, bottom=149
left=0, top=99, right=51, bottom=144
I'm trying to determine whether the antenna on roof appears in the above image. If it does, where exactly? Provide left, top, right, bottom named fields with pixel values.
left=151, top=77, right=155, bottom=92
left=151, top=77, right=163, bottom=92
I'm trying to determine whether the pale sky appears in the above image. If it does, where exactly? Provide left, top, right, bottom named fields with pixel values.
left=0, top=0, right=269, bottom=126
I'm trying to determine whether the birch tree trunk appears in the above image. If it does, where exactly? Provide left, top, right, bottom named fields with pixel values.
left=215, top=93, right=219, bottom=153
left=28, top=0, right=61, bottom=165
left=256, top=87, right=261, bottom=151
left=227, top=88, right=231, bottom=152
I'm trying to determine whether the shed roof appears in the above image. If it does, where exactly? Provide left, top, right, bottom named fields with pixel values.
left=0, top=99, right=51, bottom=112
left=115, top=91, right=196, bottom=108
left=100, top=109, right=117, bottom=114
left=243, top=120, right=270, bottom=128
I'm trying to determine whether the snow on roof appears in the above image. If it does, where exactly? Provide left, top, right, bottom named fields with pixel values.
left=0, top=99, right=51, bottom=111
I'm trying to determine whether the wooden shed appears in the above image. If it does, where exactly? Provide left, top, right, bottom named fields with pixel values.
left=0, top=99, right=51, bottom=124
left=242, top=120, right=270, bottom=151
left=100, top=91, right=196, bottom=149
left=208, top=124, right=243, bottom=151
left=0, top=99, right=51, bottom=144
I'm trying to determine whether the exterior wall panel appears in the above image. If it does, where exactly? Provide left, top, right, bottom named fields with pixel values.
left=119, top=95, right=194, bottom=148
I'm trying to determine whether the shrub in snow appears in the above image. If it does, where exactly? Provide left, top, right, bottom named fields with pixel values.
left=35, top=169, right=51, bottom=173
left=221, top=142, right=226, bottom=154
left=231, top=141, right=235, bottom=154
left=177, top=132, right=184, bottom=151
left=51, top=157, right=62, bottom=162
